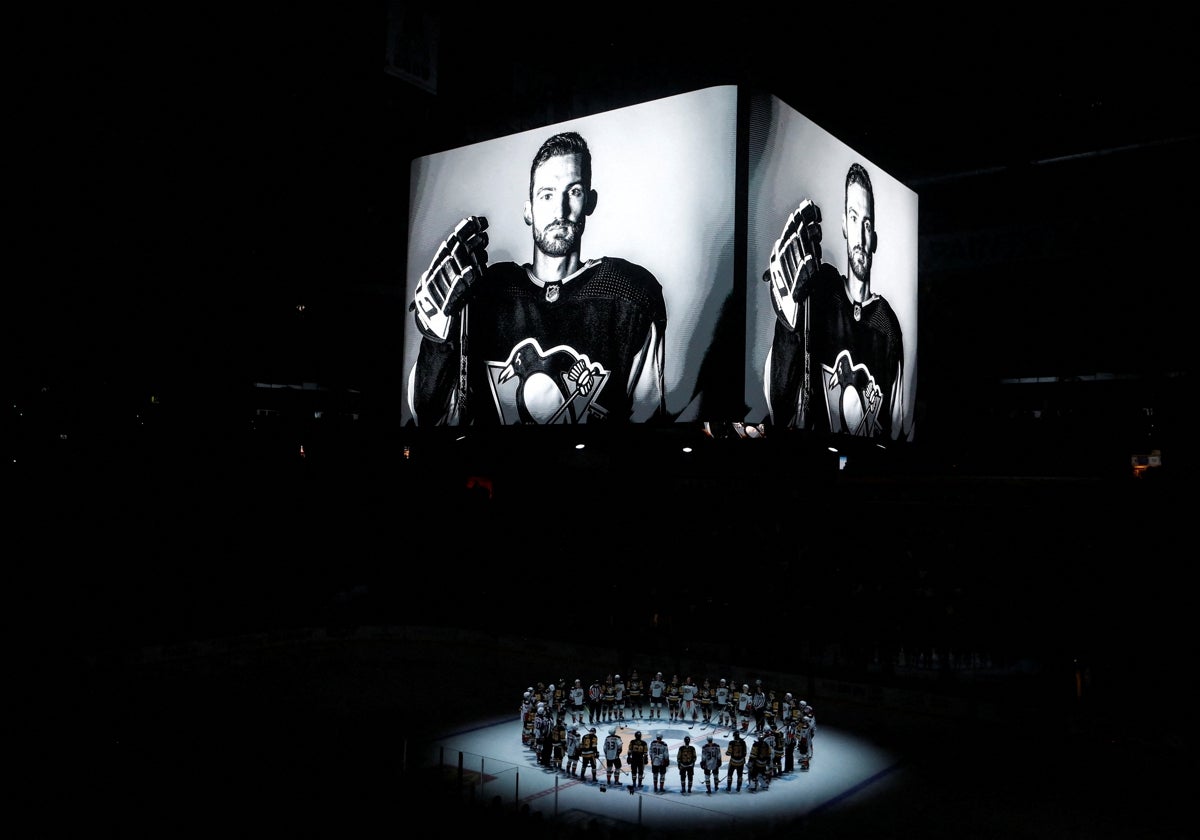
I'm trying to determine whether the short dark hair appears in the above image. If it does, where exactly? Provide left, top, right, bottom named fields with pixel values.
left=530, top=131, right=592, bottom=199
left=845, top=162, right=874, bottom=210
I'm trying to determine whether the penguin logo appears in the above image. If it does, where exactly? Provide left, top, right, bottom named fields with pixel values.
left=821, top=349, right=882, bottom=436
left=487, top=338, right=610, bottom=424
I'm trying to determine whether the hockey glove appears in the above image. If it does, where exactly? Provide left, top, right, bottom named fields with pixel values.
left=410, top=215, right=490, bottom=342
left=763, top=199, right=822, bottom=332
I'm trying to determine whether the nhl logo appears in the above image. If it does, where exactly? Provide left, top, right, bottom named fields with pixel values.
left=545, top=282, right=561, bottom=303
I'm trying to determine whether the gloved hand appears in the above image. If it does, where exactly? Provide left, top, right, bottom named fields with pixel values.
left=763, top=199, right=822, bottom=331
left=410, top=215, right=489, bottom=341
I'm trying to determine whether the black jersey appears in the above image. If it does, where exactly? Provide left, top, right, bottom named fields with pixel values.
left=725, top=738, right=748, bottom=767
left=413, top=257, right=667, bottom=425
left=767, top=262, right=903, bottom=438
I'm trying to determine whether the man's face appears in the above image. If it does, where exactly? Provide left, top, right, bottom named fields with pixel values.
left=530, top=152, right=588, bottom=258
left=844, top=181, right=874, bottom=283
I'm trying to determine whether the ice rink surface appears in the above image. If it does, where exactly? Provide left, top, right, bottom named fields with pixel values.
left=427, top=712, right=903, bottom=834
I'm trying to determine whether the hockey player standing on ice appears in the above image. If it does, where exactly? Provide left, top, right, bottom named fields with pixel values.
left=648, top=672, right=666, bottom=720
left=698, top=678, right=714, bottom=725
left=771, top=726, right=785, bottom=778
left=725, top=730, right=748, bottom=792
left=680, top=676, right=699, bottom=727
left=533, top=704, right=553, bottom=765
left=736, top=684, right=753, bottom=733
left=714, top=678, right=731, bottom=728
left=603, top=726, right=624, bottom=785
left=626, top=730, right=649, bottom=789
left=764, top=690, right=780, bottom=732
left=748, top=731, right=772, bottom=791
left=551, top=717, right=568, bottom=771
left=649, top=733, right=671, bottom=793
left=666, top=675, right=682, bottom=723
left=700, top=734, right=723, bottom=794
left=676, top=735, right=698, bottom=794
left=566, top=723, right=583, bottom=777
left=601, top=675, right=616, bottom=723
left=626, top=670, right=645, bottom=720
left=569, top=678, right=586, bottom=726
left=550, top=681, right=567, bottom=724
left=580, top=726, right=600, bottom=783
left=613, top=674, right=627, bottom=725
left=520, top=690, right=536, bottom=746
left=797, top=702, right=816, bottom=770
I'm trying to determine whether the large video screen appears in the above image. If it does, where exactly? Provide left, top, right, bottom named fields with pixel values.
left=745, top=93, right=919, bottom=442
left=401, top=85, right=740, bottom=426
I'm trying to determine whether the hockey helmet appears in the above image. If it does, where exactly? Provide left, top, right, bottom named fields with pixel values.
left=732, top=730, right=742, bottom=739
left=743, top=684, right=749, bottom=691
left=590, top=727, right=597, bottom=733
left=785, top=693, right=793, bottom=700
left=635, top=731, right=642, bottom=738
left=706, top=735, right=714, bottom=743
left=719, top=678, right=727, bottom=685
left=655, top=732, right=664, bottom=740
left=656, top=672, right=663, bottom=679
left=609, top=727, right=617, bottom=735
left=523, top=691, right=531, bottom=700
left=615, top=674, right=620, bottom=680
left=684, top=735, right=691, bottom=744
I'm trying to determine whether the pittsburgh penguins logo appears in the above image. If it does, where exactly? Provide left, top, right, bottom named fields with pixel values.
left=820, top=349, right=883, bottom=437
left=487, top=338, right=610, bottom=424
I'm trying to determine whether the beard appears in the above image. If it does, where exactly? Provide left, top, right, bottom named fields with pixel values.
left=849, top=246, right=871, bottom=283
left=534, top=218, right=584, bottom=258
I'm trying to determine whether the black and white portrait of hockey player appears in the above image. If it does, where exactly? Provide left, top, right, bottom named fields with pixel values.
left=407, top=130, right=666, bottom=425
left=746, top=95, right=918, bottom=441
left=402, top=86, right=741, bottom=426
left=763, top=162, right=905, bottom=438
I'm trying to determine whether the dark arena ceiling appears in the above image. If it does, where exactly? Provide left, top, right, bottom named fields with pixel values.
left=13, top=7, right=1198, bottom=475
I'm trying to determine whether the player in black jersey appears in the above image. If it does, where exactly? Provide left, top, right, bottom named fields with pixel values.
left=763, top=162, right=905, bottom=439
left=409, top=130, right=667, bottom=426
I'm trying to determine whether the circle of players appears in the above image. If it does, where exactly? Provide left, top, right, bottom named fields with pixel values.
left=520, top=671, right=816, bottom=794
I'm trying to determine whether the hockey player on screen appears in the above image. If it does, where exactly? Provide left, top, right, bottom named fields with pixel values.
left=408, top=131, right=667, bottom=426
left=763, top=162, right=905, bottom=439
